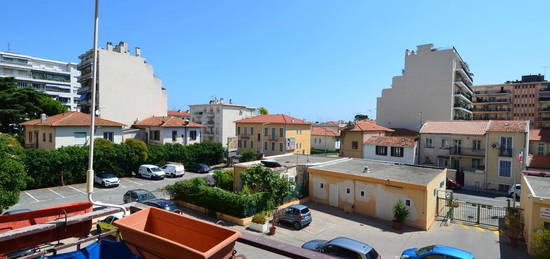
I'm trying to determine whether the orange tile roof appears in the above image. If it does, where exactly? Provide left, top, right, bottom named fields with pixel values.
left=487, top=120, right=528, bottom=133
left=528, top=155, right=550, bottom=169
left=311, top=127, right=339, bottom=137
left=364, top=136, right=417, bottom=147
left=167, top=110, right=191, bottom=117
left=234, top=114, right=310, bottom=125
left=420, top=121, right=490, bottom=135
left=134, top=116, right=204, bottom=128
left=343, top=120, right=394, bottom=132
left=389, top=128, right=419, bottom=137
left=20, top=112, right=125, bottom=127
left=530, top=128, right=550, bottom=141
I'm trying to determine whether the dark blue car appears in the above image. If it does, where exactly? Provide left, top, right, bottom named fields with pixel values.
left=142, top=199, right=181, bottom=213
left=400, top=245, right=474, bottom=259
left=186, top=163, right=211, bottom=173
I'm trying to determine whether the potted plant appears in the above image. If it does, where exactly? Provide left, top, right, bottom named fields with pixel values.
left=268, top=209, right=282, bottom=235
left=249, top=214, right=269, bottom=233
left=392, top=200, right=409, bottom=229
left=504, top=207, right=521, bottom=246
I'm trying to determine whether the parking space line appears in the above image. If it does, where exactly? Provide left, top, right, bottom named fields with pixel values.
left=473, top=225, right=485, bottom=232
left=48, top=188, right=65, bottom=198
left=492, top=230, right=500, bottom=236
left=458, top=223, right=469, bottom=230
left=123, top=179, right=144, bottom=186
left=68, top=186, right=86, bottom=194
left=25, top=191, right=40, bottom=202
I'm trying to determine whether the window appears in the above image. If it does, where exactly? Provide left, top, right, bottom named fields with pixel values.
left=352, top=141, right=358, bottom=149
left=538, top=143, right=545, bottom=155
left=150, top=130, right=160, bottom=141
left=425, top=138, right=433, bottom=148
left=279, top=128, right=284, bottom=137
left=271, top=142, right=275, bottom=151
left=250, top=127, right=254, bottom=135
left=360, top=191, right=365, bottom=197
left=320, top=183, right=324, bottom=189
left=238, top=140, right=242, bottom=148
left=237, top=127, right=241, bottom=135
left=48, top=133, right=52, bottom=143
left=28, top=131, right=32, bottom=142
left=271, top=128, right=276, bottom=137
left=279, top=143, right=283, bottom=152
left=500, top=136, right=513, bottom=156
left=42, top=132, right=46, bottom=142
left=405, top=200, right=411, bottom=207
left=264, top=142, right=268, bottom=150
left=250, top=141, right=254, bottom=149
left=391, top=147, right=404, bottom=157
left=346, top=188, right=350, bottom=194
left=243, top=140, right=247, bottom=148
left=473, top=140, right=481, bottom=150
left=104, top=132, right=114, bottom=142
left=440, top=139, right=448, bottom=148
left=257, top=133, right=260, bottom=141
left=472, top=158, right=481, bottom=170
left=499, top=160, right=512, bottom=177
left=244, top=127, right=248, bottom=136
left=74, top=132, right=87, bottom=145
left=171, top=131, right=177, bottom=141
left=375, top=146, right=387, bottom=156
left=190, top=130, right=197, bottom=140
left=318, top=138, right=322, bottom=144
left=264, top=128, right=268, bottom=136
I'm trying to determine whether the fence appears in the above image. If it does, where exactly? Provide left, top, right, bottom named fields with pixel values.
left=436, top=191, right=509, bottom=227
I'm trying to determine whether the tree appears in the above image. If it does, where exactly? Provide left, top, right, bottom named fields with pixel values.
left=354, top=114, right=369, bottom=121
left=186, top=142, right=225, bottom=165
left=0, top=134, right=27, bottom=212
left=258, top=107, right=269, bottom=115
left=0, top=77, right=67, bottom=134
left=240, top=165, right=292, bottom=204
left=239, top=149, right=257, bottom=162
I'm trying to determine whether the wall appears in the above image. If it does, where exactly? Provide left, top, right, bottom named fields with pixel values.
left=24, top=125, right=56, bottom=150
left=339, top=131, right=363, bottom=158
left=54, top=126, right=123, bottom=149
left=236, top=123, right=311, bottom=156
left=97, top=49, right=167, bottom=126
left=520, top=176, right=550, bottom=255
left=486, top=131, right=527, bottom=190
left=311, top=135, right=339, bottom=151
left=363, top=144, right=416, bottom=164
left=160, top=127, right=202, bottom=145
left=285, top=124, right=311, bottom=155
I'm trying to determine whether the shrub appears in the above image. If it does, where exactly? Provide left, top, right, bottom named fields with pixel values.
left=241, top=165, right=292, bottom=205
left=24, top=149, right=62, bottom=189
left=146, top=144, right=167, bottom=166
left=533, top=228, right=550, bottom=259
left=164, top=143, right=188, bottom=164
left=125, top=138, right=148, bottom=162
left=393, top=200, right=409, bottom=223
left=185, top=142, right=224, bottom=165
left=0, top=135, right=27, bottom=212
left=93, top=138, right=120, bottom=176
left=239, top=149, right=256, bottom=163
left=0, top=133, right=24, bottom=158
left=213, top=169, right=234, bottom=191
left=252, top=214, right=267, bottom=224
left=56, top=146, right=88, bottom=185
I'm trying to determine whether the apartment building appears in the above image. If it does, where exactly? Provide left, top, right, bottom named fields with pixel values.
left=418, top=120, right=529, bottom=192
left=235, top=114, right=311, bottom=156
left=189, top=98, right=257, bottom=149
left=311, top=126, right=340, bottom=152
left=0, top=51, right=80, bottom=111
left=339, top=120, right=394, bottom=158
left=77, top=41, right=168, bottom=126
left=473, top=74, right=550, bottom=128
left=133, top=116, right=203, bottom=146
left=376, top=44, right=474, bottom=130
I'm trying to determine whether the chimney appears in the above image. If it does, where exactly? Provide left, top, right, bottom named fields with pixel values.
left=135, top=47, right=141, bottom=57
left=106, top=42, right=113, bottom=51
left=220, top=98, right=224, bottom=104
left=114, top=41, right=129, bottom=53
left=40, top=113, right=47, bottom=123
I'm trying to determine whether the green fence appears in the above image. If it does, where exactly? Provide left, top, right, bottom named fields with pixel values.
left=436, top=191, right=509, bottom=227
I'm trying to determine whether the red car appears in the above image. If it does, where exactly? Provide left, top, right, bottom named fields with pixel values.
left=446, top=178, right=461, bottom=190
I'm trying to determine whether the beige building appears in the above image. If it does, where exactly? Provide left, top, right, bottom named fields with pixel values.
left=311, top=126, right=340, bottom=152
left=339, top=120, right=394, bottom=158
left=528, top=128, right=550, bottom=170
left=235, top=114, right=311, bottom=156
left=473, top=74, right=550, bottom=128
left=78, top=41, right=168, bottom=126
left=167, top=110, right=191, bottom=120
left=21, top=112, right=125, bottom=150
left=418, top=120, right=529, bottom=192
left=133, top=116, right=203, bottom=146
left=308, top=158, right=447, bottom=230
left=377, top=44, right=474, bottom=131
left=520, top=173, right=550, bottom=255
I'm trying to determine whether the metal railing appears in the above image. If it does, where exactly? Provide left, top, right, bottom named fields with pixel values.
left=474, top=90, right=510, bottom=95
left=499, top=148, right=513, bottom=157
left=436, top=191, right=510, bottom=228
left=473, top=98, right=510, bottom=103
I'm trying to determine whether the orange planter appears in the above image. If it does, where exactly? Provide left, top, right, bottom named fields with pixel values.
left=114, top=207, right=240, bottom=259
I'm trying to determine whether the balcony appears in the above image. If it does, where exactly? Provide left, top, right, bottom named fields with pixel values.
left=471, top=107, right=511, bottom=113
left=454, top=91, right=472, bottom=102
left=499, top=148, right=513, bottom=157
left=453, top=103, right=472, bottom=113
left=449, top=147, right=485, bottom=157
left=540, top=97, right=550, bottom=102
left=474, top=89, right=510, bottom=95
left=473, top=98, right=510, bottom=104
left=268, top=135, right=279, bottom=141
left=240, top=134, right=251, bottom=139
left=454, top=79, right=473, bottom=94
left=540, top=87, right=550, bottom=92
left=539, top=106, right=550, bottom=112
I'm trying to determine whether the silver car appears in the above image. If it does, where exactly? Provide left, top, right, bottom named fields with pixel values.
left=279, top=204, right=312, bottom=230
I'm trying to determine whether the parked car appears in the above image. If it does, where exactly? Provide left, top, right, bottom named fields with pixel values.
left=138, top=164, right=165, bottom=179
left=279, top=204, right=312, bottom=230
left=97, top=215, right=120, bottom=235
left=302, top=237, right=380, bottom=259
left=508, top=184, right=521, bottom=198
left=446, top=178, right=461, bottom=190
left=123, top=189, right=157, bottom=203
left=94, top=173, right=120, bottom=187
left=400, top=245, right=474, bottom=259
left=186, top=163, right=211, bottom=173
left=260, top=160, right=282, bottom=168
left=161, top=163, right=185, bottom=178
left=142, top=199, right=181, bottom=213
left=2, top=209, right=30, bottom=215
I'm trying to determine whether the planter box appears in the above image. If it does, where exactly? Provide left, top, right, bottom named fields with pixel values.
left=114, top=207, right=240, bottom=259
left=248, top=222, right=269, bottom=233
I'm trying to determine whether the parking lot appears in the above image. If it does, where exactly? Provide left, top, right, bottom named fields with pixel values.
left=7, top=172, right=208, bottom=211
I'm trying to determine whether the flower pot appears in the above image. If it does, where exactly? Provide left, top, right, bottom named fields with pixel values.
left=392, top=220, right=402, bottom=230
left=268, top=226, right=276, bottom=235
left=114, top=207, right=240, bottom=259
left=249, top=222, right=269, bottom=233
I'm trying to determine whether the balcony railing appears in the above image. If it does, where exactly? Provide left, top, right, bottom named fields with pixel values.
left=449, top=147, right=485, bottom=156
left=540, top=87, right=550, bottom=92
left=539, top=106, right=550, bottom=111
left=454, top=91, right=472, bottom=101
left=539, top=97, right=550, bottom=102
left=499, top=148, right=513, bottom=157
left=473, top=98, right=510, bottom=103
left=474, top=89, right=510, bottom=95
left=240, top=134, right=251, bottom=139
left=453, top=103, right=472, bottom=111
left=268, top=135, right=279, bottom=141
left=471, top=107, right=511, bottom=112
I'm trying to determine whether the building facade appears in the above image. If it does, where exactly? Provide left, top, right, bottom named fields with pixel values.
left=189, top=98, right=257, bottom=148
left=134, top=116, right=203, bottom=146
left=363, top=136, right=417, bottom=164
left=20, top=112, right=125, bottom=150
left=376, top=44, right=474, bottom=130
left=78, top=41, right=168, bottom=126
left=235, top=114, right=311, bottom=156
left=520, top=173, right=550, bottom=256
left=0, top=51, right=81, bottom=111
left=528, top=128, right=550, bottom=170
left=311, top=126, right=340, bottom=152
left=167, top=110, right=191, bottom=120
left=473, top=74, right=550, bottom=128
left=339, top=120, right=394, bottom=158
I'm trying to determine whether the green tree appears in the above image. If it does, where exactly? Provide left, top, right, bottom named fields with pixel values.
left=240, top=165, right=292, bottom=204
left=0, top=77, right=67, bottom=134
left=24, top=149, right=62, bottom=188
left=186, top=142, right=225, bottom=165
left=146, top=144, right=167, bottom=166
left=93, top=138, right=120, bottom=175
left=354, top=114, right=369, bottom=121
left=239, top=149, right=257, bottom=162
left=258, top=107, right=268, bottom=115
left=533, top=228, right=550, bottom=259
left=0, top=134, right=27, bottom=212
left=213, top=169, right=234, bottom=191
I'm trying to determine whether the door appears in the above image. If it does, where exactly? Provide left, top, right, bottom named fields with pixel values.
left=329, top=184, right=339, bottom=207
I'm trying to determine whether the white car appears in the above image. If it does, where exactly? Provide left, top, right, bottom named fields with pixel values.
left=94, top=173, right=120, bottom=187
left=161, top=163, right=185, bottom=177
left=508, top=184, right=521, bottom=198
left=138, top=164, right=165, bottom=179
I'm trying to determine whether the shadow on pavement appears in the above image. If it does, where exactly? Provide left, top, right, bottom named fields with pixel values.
left=498, top=234, right=531, bottom=259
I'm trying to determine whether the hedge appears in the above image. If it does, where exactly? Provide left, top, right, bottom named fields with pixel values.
left=165, top=178, right=274, bottom=218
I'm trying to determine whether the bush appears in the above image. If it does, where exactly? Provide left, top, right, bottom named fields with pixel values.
left=239, top=149, right=256, bottom=163
left=146, top=144, right=167, bottom=166
left=0, top=133, right=24, bottom=158
left=24, top=149, right=63, bottom=189
left=185, top=142, right=225, bottom=165
left=213, top=169, right=234, bottom=191
left=0, top=134, right=27, bottom=212
left=393, top=200, right=409, bottom=223
left=533, top=228, right=550, bottom=259
left=252, top=214, right=267, bottom=224
left=164, top=143, right=188, bottom=164
left=241, top=165, right=293, bottom=205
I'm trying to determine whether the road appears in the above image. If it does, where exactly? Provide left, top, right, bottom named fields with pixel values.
left=453, top=189, right=514, bottom=207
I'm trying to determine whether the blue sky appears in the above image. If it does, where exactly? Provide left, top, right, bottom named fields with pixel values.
left=2, top=1, right=549, bottom=122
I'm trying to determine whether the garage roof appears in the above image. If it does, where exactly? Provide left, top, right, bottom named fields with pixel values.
left=524, top=175, right=550, bottom=198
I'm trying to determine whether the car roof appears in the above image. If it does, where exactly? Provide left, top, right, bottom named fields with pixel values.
left=289, top=204, right=308, bottom=210
left=432, top=245, right=474, bottom=257
left=3, top=209, right=31, bottom=215
left=328, top=237, right=373, bottom=254
left=140, top=164, right=158, bottom=168
left=145, top=199, right=175, bottom=206
left=128, top=189, right=149, bottom=194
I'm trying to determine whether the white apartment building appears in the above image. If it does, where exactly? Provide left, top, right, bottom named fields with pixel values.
left=376, top=44, right=474, bottom=131
left=78, top=41, right=168, bottom=126
left=0, top=51, right=81, bottom=111
left=189, top=98, right=257, bottom=149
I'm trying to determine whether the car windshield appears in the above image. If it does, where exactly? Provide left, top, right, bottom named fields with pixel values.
left=300, top=208, right=310, bottom=214
left=416, top=245, right=435, bottom=255
left=99, top=173, right=116, bottom=178
left=150, top=167, right=162, bottom=172
left=136, top=192, right=156, bottom=201
left=165, top=204, right=179, bottom=211
left=367, top=248, right=379, bottom=259
left=198, top=164, right=208, bottom=168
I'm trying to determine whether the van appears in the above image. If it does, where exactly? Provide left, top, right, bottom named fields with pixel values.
left=138, top=164, right=165, bottom=180
left=161, top=163, right=185, bottom=177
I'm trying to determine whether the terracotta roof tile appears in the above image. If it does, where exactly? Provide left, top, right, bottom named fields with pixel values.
left=134, top=116, right=204, bottom=128
left=530, top=128, right=550, bottom=141
left=343, top=120, right=394, bottom=132
left=20, top=112, right=125, bottom=127
left=389, top=128, right=419, bottom=137
left=311, top=127, right=339, bottom=136
left=234, top=114, right=310, bottom=125
left=528, top=155, right=550, bottom=169
left=420, top=121, right=490, bottom=135
left=167, top=110, right=191, bottom=117
left=364, top=136, right=417, bottom=147
left=487, top=120, right=528, bottom=133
